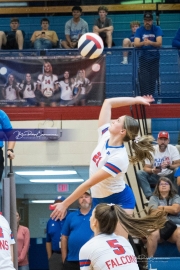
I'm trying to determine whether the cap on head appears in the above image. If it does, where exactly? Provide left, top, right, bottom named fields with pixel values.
left=54, top=195, right=66, bottom=204
left=158, top=131, right=169, bottom=139
left=144, top=12, right=153, bottom=20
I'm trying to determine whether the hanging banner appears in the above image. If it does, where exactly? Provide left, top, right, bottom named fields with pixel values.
left=0, top=55, right=105, bottom=107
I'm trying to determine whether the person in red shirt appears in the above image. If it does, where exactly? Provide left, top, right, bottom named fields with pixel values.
left=16, top=211, right=30, bottom=270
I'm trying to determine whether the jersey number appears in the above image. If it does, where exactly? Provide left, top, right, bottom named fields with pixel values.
left=92, top=152, right=102, bottom=167
left=45, top=80, right=51, bottom=84
left=0, top=227, right=4, bottom=238
left=107, top=239, right=125, bottom=255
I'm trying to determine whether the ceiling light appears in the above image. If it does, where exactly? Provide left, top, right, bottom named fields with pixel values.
left=29, top=179, right=84, bottom=183
left=15, top=170, right=77, bottom=176
left=31, top=200, right=54, bottom=203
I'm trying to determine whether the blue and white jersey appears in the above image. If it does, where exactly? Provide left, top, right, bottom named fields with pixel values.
left=79, top=233, right=139, bottom=270
left=89, top=123, right=129, bottom=198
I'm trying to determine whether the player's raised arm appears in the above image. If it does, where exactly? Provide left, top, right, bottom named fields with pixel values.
left=98, top=95, right=154, bottom=128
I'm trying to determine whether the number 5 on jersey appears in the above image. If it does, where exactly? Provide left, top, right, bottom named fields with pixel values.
left=107, top=239, right=125, bottom=255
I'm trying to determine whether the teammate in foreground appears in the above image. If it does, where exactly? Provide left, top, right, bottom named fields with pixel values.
left=51, top=95, right=155, bottom=220
left=79, top=203, right=166, bottom=270
left=0, top=214, right=16, bottom=270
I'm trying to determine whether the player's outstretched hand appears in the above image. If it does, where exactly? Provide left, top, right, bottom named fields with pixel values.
left=50, top=202, right=67, bottom=221
left=135, top=95, right=154, bottom=106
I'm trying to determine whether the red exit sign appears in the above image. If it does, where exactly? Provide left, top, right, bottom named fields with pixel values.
left=57, top=184, right=69, bottom=192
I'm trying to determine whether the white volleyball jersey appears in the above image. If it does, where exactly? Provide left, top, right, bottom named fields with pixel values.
left=79, top=233, right=139, bottom=270
left=19, top=83, right=36, bottom=98
left=5, top=86, right=17, bottom=100
left=0, top=215, right=15, bottom=270
left=76, top=78, right=91, bottom=95
left=59, top=80, right=73, bottom=100
left=90, top=124, right=129, bottom=198
left=37, top=74, right=58, bottom=97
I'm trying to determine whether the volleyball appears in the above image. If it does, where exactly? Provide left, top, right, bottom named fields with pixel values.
left=43, top=88, right=54, bottom=97
left=78, top=33, right=104, bottom=59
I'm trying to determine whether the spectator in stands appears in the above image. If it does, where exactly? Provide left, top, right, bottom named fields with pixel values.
left=137, top=131, right=180, bottom=200
left=147, top=177, right=180, bottom=257
left=134, top=12, right=163, bottom=96
left=61, top=6, right=88, bottom=49
left=30, top=18, right=59, bottom=50
left=46, top=196, right=67, bottom=270
left=93, top=6, right=114, bottom=48
left=172, top=28, right=180, bottom=49
left=61, top=190, right=93, bottom=270
left=121, top=21, right=140, bottom=64
left=17, top=211, right=30, bottom=270
left=0, top=18, right=24, bottom=50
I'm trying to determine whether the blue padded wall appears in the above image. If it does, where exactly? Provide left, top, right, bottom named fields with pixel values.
left=155, top=242, right=180, bottom=257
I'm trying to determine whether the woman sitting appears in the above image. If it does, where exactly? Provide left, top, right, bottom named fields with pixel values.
left=147, top=176, right=180, bottom=257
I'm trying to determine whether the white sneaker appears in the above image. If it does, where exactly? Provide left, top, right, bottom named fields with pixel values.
left=121, top=60, right=128, bottom=64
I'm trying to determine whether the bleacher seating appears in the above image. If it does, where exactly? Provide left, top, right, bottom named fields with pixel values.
left=0, top=12, right=179, bottom=48
left=151, top=118, right=180, bottom=145
left=0, top=8, right=180, bottom=103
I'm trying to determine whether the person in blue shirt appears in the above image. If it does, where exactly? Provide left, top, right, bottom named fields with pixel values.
left=172, top=28, right=180, bottom=59
left=172, top=28, right=180, bottom=49
left=134, top=12, right=163, bottom=96
left=61, top=190, right=93, bottom=270
left=121, top=21, right=140, bottom=64
left=0, top=110, right=15, bottom=181
left=46, top=196, right=67, bottom=270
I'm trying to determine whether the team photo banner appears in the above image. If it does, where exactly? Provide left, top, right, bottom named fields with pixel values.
left=0, top=55, right=106, bottom=107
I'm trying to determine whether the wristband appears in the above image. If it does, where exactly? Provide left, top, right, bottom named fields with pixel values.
left=7, top=149, right=14, bottom=153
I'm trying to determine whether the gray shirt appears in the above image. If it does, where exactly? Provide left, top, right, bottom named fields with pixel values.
left=149, top=194, right=180, bottom=225
left=94, top=17, right=113, bottom=38
left=65, top=18, right=89, bottom=41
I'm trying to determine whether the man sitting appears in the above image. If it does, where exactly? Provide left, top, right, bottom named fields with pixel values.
left=93, top=5, right=114, bottom=48
left=31, top=18, right=59, bottom=50
left=137, top=131, right=180, bottom=200
left=61, top=6, right=88, bottom=49
left=0, top=17, right=24, bottom=50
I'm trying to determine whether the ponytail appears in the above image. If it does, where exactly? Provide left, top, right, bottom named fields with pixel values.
left=123, top=115, right=155, bottom=164
left=130, top=135, right=155, bottom=164
left=114, top=205, right=166, bottom=238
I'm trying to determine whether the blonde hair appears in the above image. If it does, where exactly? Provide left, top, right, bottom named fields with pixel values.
left=42, top=62, right=53, bottom=81
left=123, top=115, right=155, bottom=164
left=130, top=21, right=140, bottom=27
left=94, top=204, right=166, bottom=238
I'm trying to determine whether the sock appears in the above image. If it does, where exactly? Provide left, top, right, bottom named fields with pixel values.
left=123, top=57, right=128, bottom=62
